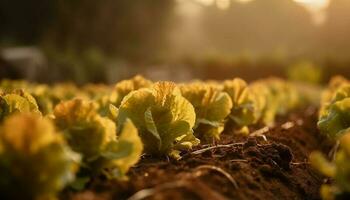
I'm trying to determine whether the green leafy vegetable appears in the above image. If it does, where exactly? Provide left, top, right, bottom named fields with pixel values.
left=0, top=90, right=41, bottom=121
left=287, top=61, right=323, bottom=85
left=223, top=78, right=257, bottom=133
left=118, top=81, right=199, bottom=159
left=54, top=99, right=143, bottom=178
left=318, top=98, right=350, bottom=139
left=101, top=119, right=143, bottom=179
left=113, top=75, right=152, bottom=107
left=249, top=78, right=300, bottom=126
left=310, top=132, right=350, bottom=200
left=319, top=76, right=349, bottom=118
left=82, top=84, right=117, bottom=117
left=0, top=113, right=80, bottom=200
left=248, top=82, right=272, bottom=125
left=317, top=77, right=350, bottom=139
left=180, top=82, right=232, bottom=142
left=30, top=84, right=55, bottom=115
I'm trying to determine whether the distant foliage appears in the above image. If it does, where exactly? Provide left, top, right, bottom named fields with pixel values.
left=287, top=61, right=323, bottom=85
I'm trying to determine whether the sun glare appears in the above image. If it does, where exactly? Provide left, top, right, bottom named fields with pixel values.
left=294, top=0, right=330, bottom=9
left=194, top=0, right=330, bottom=9
left=188, top=0, right=331, bottom=23
left=294, top=0, right=330, bottom=24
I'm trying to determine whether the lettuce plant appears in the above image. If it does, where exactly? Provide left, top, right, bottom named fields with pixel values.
left=310, top=132, right=350, bottom=200
left=317, top=78, right=350, bottom=138
left=287, top=61, right=323, bottom=85
left=250, top=78, right=301, bottom=126
left=248, top=82, right=273, bottom=125
left=0, top=89, right=41, bottom=121
left=262, top=78, right=300, bottom=115
left=54, top=99, right=143, bottom=178
left=318, top=98, right=350, bottom=139
left=0, top=113, right=80, bottom=200
left=113, top=75, right=152, bottom=107
left=82, top=84, right=117, bottom=117
left=0, top=79, right=29, bottom=92
left=320, top=83, right=350, bottom=120
left=30, top=84, right=56, bottom=115
left=180, top=82, right=232, bottom=142
left=319, top=76, right=349, bottom=118
left=0, top=80, right=54, bottom=115
left=118, top=81, right=199, bottom=159
left=223, top=78, right=257, bottom=133
left=101, top=118, right=143, bottom=178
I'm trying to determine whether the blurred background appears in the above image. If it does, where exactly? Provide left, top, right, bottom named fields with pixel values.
left=0, top=0, right=349, bottom=84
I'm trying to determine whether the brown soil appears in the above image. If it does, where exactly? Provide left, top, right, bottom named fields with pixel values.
left=61, top=107, right=330, bottom=200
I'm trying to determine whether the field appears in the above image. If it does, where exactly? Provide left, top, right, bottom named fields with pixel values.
left=64, top=108, right=325, bottom=200
left=0, top=75, right=349, bottom=200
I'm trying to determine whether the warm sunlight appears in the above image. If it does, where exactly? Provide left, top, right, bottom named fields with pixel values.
left=294, top=0, right=330, bottom=24
left=294, top=0, right=330, bottom=9
left=194, top=0, right=330, bottom=10
left=191, top=0, right=331, bottom=24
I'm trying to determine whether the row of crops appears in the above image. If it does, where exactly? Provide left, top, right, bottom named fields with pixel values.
left=0, top=75, right=343, bottom=200
left=310, top=76, right=350, bottom=200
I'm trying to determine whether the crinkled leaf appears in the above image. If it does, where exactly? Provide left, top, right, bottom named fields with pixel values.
left=0, top=91, right=41, bottom=121
left=196, top=118, right=222, bottom=127
left=118, top=82, right=198, bottom=157
left=114, top=75, right=152, bottom=106
left=223, top=78, right=257, bottom=128
left=144, top=107, right=161, bottom=149
left=180, top=83, right=232, bottom=141
left=108, top=104, right=119, bottom=121
left=108, top=119, right=143, bottom=177
left=318, top=98, right=350, bottom=139
left=54, top=99, right=116, bottom=162
left=319, top=76, right=349, bottom=118
left=101, top=140, right=133, bottom=160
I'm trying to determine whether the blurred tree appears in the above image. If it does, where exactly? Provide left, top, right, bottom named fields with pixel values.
left=0, top=0, right=175, bottom=60
left=0, top=0, right=55, bottom=44
left=200, top=0, right=315, bottom=56
left=321, top=0, right=350, bottom=57
left=0, top=0, right=176, bottom=83
left=43, top=0, right=176, bottom=61
left=0, top=56, right=20, bottom=79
